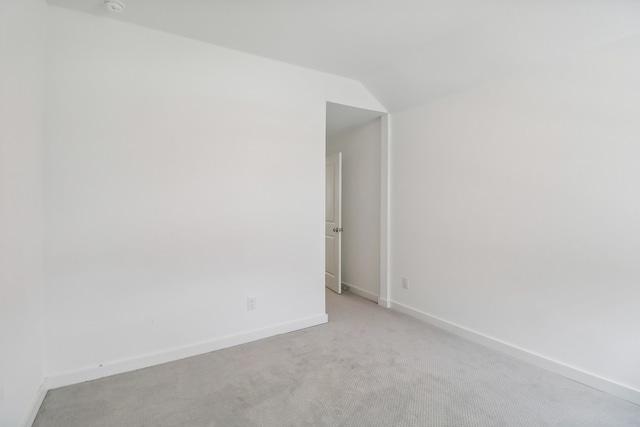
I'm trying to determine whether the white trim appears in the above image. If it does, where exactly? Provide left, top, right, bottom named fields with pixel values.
left=378, top=298, right=390, bottom=308
left=391, top=300, right=640, bottom=406
left=46, top=314, right=327, bottom=390
left=23, top=381, right=48, bottom=427
left=379, top=114, right=391, bottom=308
left=342, top=282, right=378, bottom=303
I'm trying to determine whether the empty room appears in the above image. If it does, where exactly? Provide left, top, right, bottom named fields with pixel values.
left=1, top=0, right=640, bottom=426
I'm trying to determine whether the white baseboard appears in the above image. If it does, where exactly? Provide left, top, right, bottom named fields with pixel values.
left=390, top=300, right=640, bottom=406
left=378, top=298, right=390, bottom=308
left=342, top=282, right=379, bottom=303
left=45, top=313, right=328, bottom=390
left=23, top=381, right=47, bottom=427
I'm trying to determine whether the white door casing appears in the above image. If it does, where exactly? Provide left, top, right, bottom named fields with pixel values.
left=325, top=152, right=342, bottom=294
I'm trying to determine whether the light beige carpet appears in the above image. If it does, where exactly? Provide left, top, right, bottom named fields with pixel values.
left=34, top=289, right=640, bottom=426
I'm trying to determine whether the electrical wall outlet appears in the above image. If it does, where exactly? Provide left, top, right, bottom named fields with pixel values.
left=402, top=277, right=409, bottom=290
left=247, top=297, right=257, bottom=310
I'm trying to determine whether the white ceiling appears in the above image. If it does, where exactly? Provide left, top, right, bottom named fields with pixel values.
left=47, top=0, right=640, bottom=112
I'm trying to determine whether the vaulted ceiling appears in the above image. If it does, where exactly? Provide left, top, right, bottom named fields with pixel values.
left=48, top=0, right=640, bottom=112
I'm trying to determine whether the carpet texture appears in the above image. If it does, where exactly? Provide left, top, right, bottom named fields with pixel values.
left=34, top=290, right=640, bottom=426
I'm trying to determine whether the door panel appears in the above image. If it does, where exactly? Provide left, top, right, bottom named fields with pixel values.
left=325, top=153, right=342, bottom=294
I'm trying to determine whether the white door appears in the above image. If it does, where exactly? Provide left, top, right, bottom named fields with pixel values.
left=325, top=152, right=342, bottom=294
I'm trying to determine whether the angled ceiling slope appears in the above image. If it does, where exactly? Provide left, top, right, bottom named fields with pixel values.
left=48, top=0, right=640, bottom=112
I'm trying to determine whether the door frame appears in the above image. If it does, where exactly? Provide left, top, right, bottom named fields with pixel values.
left=324, top=104, right=390, bottom=308
left=378, top=114, right=390, bottom=308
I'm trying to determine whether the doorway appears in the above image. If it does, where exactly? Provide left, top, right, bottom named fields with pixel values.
left=325, top=102, right=390, bottom=307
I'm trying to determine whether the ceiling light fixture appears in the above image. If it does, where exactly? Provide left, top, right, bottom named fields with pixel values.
left=104, top=0, right=125, bottom=13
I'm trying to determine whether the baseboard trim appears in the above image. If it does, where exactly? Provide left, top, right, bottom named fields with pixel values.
left=23, top=380, right=47, bottom=427
left=45, top=313, right=328, bottom=390
left=390, top=300, right=640, bottom=406
left=342, top=282, right=379, bottom=303
left=378, top=297, right=390, bottom=308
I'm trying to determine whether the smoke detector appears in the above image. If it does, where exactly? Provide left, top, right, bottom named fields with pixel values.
left=104, top=0, right=125, bottom=13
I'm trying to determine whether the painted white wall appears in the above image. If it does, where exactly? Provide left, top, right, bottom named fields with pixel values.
left=43, top=7, right=383, bottom=381
left=390, top=34, right=640, bottom=396
left=327, top=119, right=381, bottom=301
left=0, top=0, right=46, bottom=425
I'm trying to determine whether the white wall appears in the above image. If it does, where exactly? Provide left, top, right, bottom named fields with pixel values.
left=43, top=7, right=383, bottom=382
left=390, top=35, right=640, bottom=398
left=0, top=0, right=46, bottom=425
left=327, top=119, right=381, bottom=300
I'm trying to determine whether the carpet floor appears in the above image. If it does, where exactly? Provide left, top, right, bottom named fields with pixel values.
left=34, top=289, right=640, bottom=426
